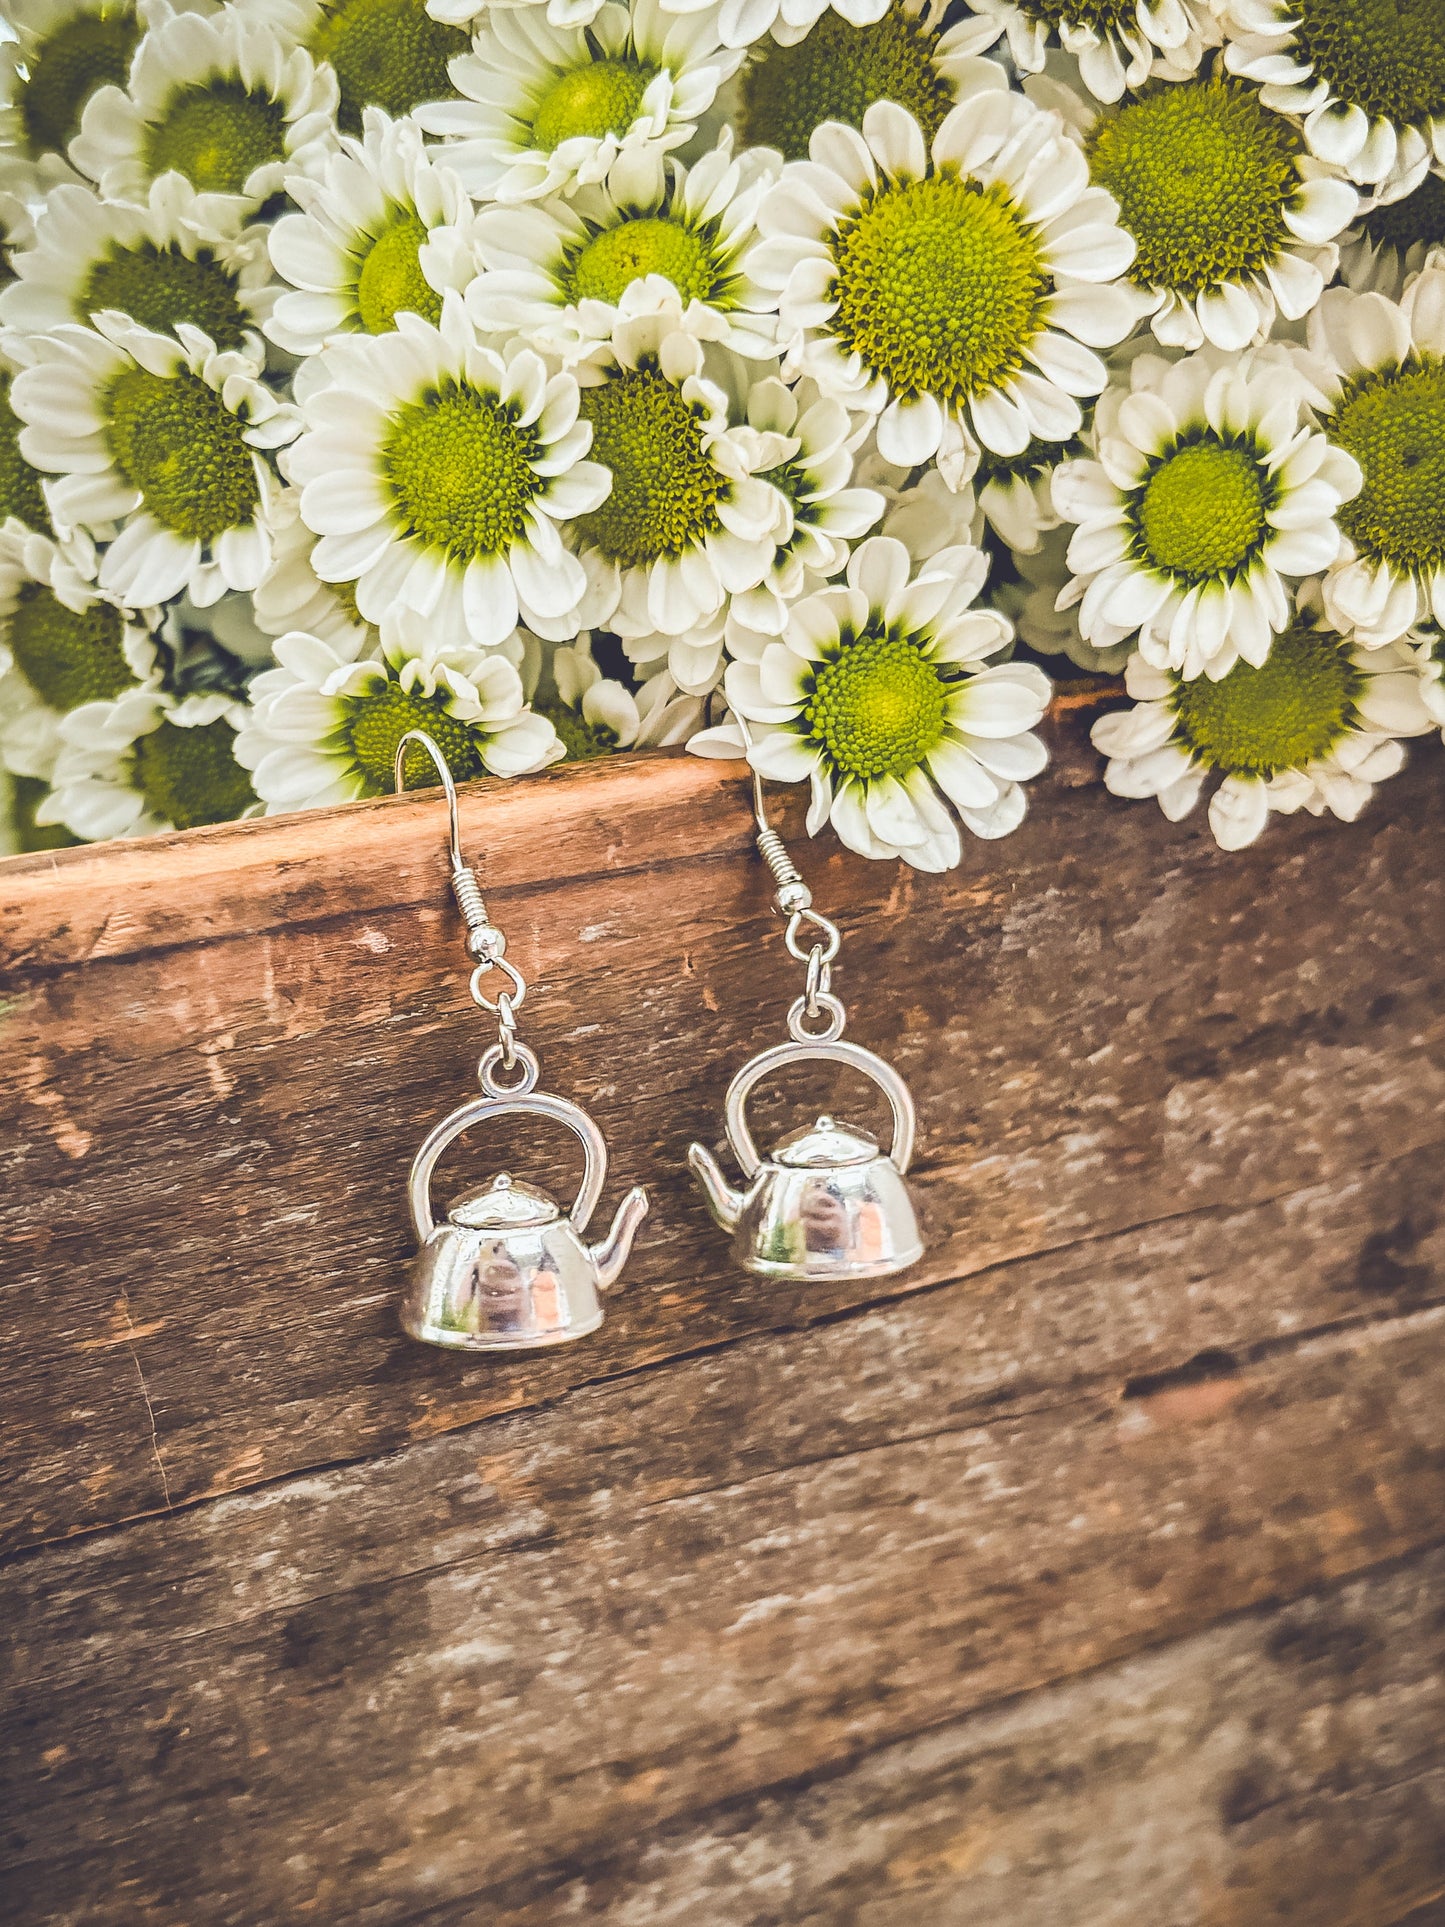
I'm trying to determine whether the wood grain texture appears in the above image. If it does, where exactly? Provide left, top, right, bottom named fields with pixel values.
left=2, top=739, right=1443, bottom=1552
left=2, top=1291, right=1443, bottom=1922
left=3, top=725, right=1443, bottom=1924
left=426, top=1549, right=1445, bottom=1927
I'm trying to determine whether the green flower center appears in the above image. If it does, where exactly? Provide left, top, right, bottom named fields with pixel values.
left=7, top=583, right=132, bottom=711
left=309, top=0, right=466, bottom=135
left=20, top=4, right=140, bottom=157
left=1016, top=0, right=1131, bottom=28
left=1134, top=438, right=1269, bottom=583
left=1295, top=0, right=1445, bottom=126
left=573, top=368, right=721, bottom=567
left=0, top=378, right=51, bottom=534
left=383, top=383, right=542, bottom=562
left=82, top=242, right=250, bottom=351
left=1088, top=80, right=1300, bottom=297
left=9, top=772, right=78, bottom=852
left=740, top=4, right=954, bottom=163
left=831, top=177, right=1046, bottom=404
left=568, top=216, right=716, bottom=307
left=1361, top=172, right=1445, bottom=254
left=1332, top=359, right=1445, bottom=575
left=106, top=365, right=260, bottom=542
left=539, top=696, right=616, bottom=760
left=1171, top=624, right=1361, bottom=777
left=346, top=681, right=482, bottom=791
left=143, top=81, right=287, bottom=197
left=355, top=211, right=441, bottom=332
left=806, top=630, right=948, bottom=781
left=530, top=58, right=658, bottom=150
left=134, top=716, right=255, bottom=829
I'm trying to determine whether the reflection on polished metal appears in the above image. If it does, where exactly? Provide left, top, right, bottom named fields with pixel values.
left=393, top=732, right=648, bottom=1351
left=687, top=728, right=925, bottom=1284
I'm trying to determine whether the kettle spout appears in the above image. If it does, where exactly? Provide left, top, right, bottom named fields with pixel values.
left=589, top=1186, right=649, bottom=1291
left=687, top=1141, right=744, bottom=1232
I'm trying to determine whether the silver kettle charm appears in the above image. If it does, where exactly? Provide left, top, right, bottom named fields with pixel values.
left=404, top=1089, right=648, bottom=1350
left=689, top=745, right=925, bottom=1285
left=690, top=1040, right=921, bottom=1280
left=392, top=729, right=648, bottom=1352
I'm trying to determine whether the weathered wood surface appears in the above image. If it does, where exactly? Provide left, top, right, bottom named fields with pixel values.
left=2, top=723, right=1444, bottom=1923
left=3, top=734, right=1444, bottom=1551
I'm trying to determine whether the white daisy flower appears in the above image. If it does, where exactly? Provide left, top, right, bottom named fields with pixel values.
left=70, top=7, right=338, bottom=214
left=466, top=135, right=780, bottom=363
left=747, top=86, right=1139, bottom=494
left=426, top=0, right=586, bottom=25
left=161, top=585, right=278, bottom=680
left=1309, top=270, right=1445, bottom=644
left=252, top=487, right=372, bottom=650
left=633, top=659, right=711, bottom=742
left=866, top=457, right=982, bottom=552
left=1091, top=608, right=1435, bottom=849
left=285, top=293, right=607, bottom=650
left=950, top=0, right=1221, bottom=103
left=0, top=0, right=179, bottom=196
left=717, top=373, right=883, bottom=646
left=258, top=0, right=475, bottom=136
left=13, top=314, right=300, bottom=608
left=0, top=175, right=275, bottom=353
left=2, top=765, right=78, bottom=852
left=691, top=533, right=1052, bottom=869
left=732, top=0, right=991, bottom=159
left=525, top=631, right=642, bottom=756
left=566, top=299, right=793, bottom=648
left=1070, top=73, right=1358, bottom=353
left=266, top=108, right=477, bottom=356
left=41, top=685, right=257, bottom=839
left=0, top=338, right=58, bottom=538
left=673, top=0, right=896, bottom=58
left=1340, top=170, right=1445, bottom=300
left=1224, top=0, right=1445, bottom=197
left=0, top=520, right=158, bottom=780
left=233, top=613, right=562, bottom=812
left=413, top=0, right=741, bottom=203
left=1410, top=617, right=1445, bottom=737
left=1004, top=520, right=1134, bottom=672
left=1051, top=345, right=1362, bottom=680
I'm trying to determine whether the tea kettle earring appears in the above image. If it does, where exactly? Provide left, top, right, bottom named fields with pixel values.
left=392, top=732, right=648, bottom=1351
left=688, top=732, right=924, bottom=1282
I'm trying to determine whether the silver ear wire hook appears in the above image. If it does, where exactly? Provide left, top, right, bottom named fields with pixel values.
left=394, top=728, right=533, bottom=1091
left=732, top=713, right=845, bottom=1043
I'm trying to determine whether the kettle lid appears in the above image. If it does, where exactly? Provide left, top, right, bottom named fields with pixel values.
left=447, top=1172, right=560, bottom=1229
left=773, top=1114, right=880, bottom=1169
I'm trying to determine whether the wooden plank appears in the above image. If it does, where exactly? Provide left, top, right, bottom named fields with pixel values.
left=1395, top=1899, right=1445, bottom=1927
left=426, top=1549, right=1445, bottom=1927
left=2, top=1286, right=1442, bottom=1922
left=2, top=740, right=1443, bottom=1550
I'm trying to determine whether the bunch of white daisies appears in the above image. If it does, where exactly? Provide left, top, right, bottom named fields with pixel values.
left=0, top=0, right=1441, bottom=865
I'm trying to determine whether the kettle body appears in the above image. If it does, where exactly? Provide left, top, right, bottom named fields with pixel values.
left=404, top=1175, right=607, bottom=1349
left=688, top=1039, right=924, bottom=1284
left=403, top=1091, right=647, bottom=1353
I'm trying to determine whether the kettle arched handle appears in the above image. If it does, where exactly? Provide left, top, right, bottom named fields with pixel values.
left=723, top=1039, right=917, bottom=1181
left=408, top=1091, right=608, bottom=1242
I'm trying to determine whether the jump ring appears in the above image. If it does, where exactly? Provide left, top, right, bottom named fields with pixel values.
left=787, top=991, right=846, bottom=1044
left=478, top=1041, right=540, bottom=1098
left=785, top=909, right=841, bottom=966
left=470, top=956, right=526, bottom=1016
